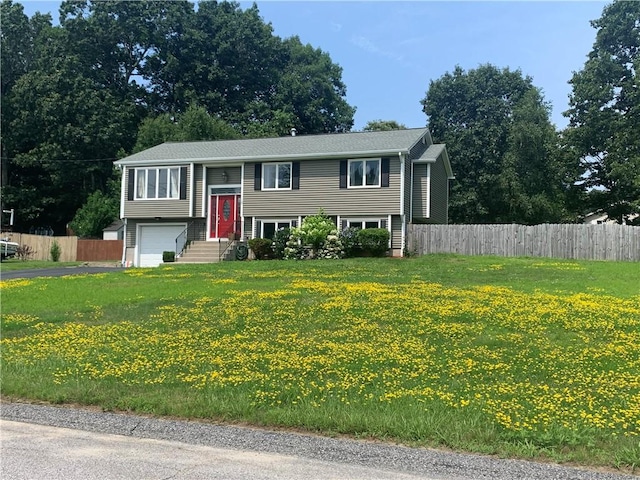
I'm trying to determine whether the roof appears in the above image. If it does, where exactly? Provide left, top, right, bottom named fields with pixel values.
left=415, top=144, right=455, bottom=179
left=115, top=128, right=432, bottom=166
left=102, top=220, right=124, bottom=232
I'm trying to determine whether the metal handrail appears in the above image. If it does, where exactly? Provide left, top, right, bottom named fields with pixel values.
left=175, top=221, right=207, bottom=258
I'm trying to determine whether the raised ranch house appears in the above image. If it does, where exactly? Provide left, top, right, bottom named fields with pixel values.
left=115, top=128, right=453, bottom=267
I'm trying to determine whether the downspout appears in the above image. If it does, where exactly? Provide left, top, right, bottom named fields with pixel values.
left=121, top=218, right=128, bottom=267
left=189, top=162, right=195, bottom=217
left=399, top=152, right=406, bottom=256
left=119, top=166, right=127, bottom=267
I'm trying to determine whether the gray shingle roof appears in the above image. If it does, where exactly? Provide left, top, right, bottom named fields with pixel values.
left=115, top=128, right=431, bottom=166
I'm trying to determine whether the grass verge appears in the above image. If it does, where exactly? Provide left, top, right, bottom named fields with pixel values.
left=1, top=255, right=639, bottom=472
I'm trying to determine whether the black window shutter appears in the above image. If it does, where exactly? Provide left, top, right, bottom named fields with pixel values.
left=179, top=166, right=187, bottom=200
left=292, top=162, right=300, bottom=190
left=291, top=219, right=298, bottom=227
left=254, top=163, right=262, bottom=191
left=380, top=218, right=388, bottom=229
left=339, top=160, right=347, bottom=189
left=255, top=220, right=262, bottom=238
left=341, top=219, right=348, bottom=230
left=381, top=158, right=390, bottom=187
left=127, top=169, right=135, bottom=201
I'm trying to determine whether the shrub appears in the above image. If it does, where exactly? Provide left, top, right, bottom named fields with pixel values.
left=16, top=245, right=35, bottom=261
left=162, top=251, right=175, bottom=263
left=248, top=238, right=273, bottom=260
left=272, top=228, right=290, bottom=260
left=357, top=228, right=390, bottom=257
left=50, top=240, right=61, bottom=262
left=339, top=227, right=360, bottom=258
left=297, top=210, right=335, bottom=251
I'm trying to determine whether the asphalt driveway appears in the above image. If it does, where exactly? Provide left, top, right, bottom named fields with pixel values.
left=1, top=402, right=636, bottom=480
left=0, top=266, right=123, bottom=280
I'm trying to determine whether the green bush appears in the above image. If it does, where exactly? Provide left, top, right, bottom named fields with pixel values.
left=272, top=228, right=291, bottom=260
left=248, top=238, right=273, bottom=260
left=50, top=240, right=61, bottom=262
left=162, top=251, right=175, bottom=263
left=297, top=210, right=335, bottom=250
left=357, top=228, right=389, bottom=257
left=339, top=227, right=360, bottom=258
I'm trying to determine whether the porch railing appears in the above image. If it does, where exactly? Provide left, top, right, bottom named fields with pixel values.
left=175, top=221, right=207, bottom=258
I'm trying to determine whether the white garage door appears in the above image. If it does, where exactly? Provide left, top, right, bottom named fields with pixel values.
left=138, top=224, right=186, bottom=267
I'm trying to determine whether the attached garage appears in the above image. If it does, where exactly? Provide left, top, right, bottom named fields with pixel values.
left=137, top=223, right=186, bottom=267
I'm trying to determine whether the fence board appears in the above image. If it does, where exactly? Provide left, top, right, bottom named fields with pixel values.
left=1, top=233, right=77, bottom=262
left=408, top=224, right=640, bottom=262
left=77, top=240, right=123, bottom=261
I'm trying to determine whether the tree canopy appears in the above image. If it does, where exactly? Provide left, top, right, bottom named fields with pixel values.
left=564, top=0, right=640, bottom=224
left=422, top=64, right=576, bottom=225
left=362, top=120, right=407, bottom=131
left=1, top=0, right=355, bottom=234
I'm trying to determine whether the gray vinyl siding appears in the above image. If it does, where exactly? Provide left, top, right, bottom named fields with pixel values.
left=206, top=166, right=242, bottom=186
left=412, top=163, right=429, bottom=219
left=429, top=156, right=449, bottom=224
left=194, top=164, right=203, bottom=216
left=243, top=158, right=401, bottom=217
left=123, top=166, right=191, bottom=218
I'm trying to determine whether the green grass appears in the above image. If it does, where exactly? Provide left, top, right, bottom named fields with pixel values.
left=1, top=255, right=639, bottom=472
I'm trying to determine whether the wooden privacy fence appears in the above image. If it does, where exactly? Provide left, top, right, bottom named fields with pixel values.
left=1, top=233, right=122, bottom=262
left=1, top=233, right=77, bottom=262
left=407, top=224, right=640, bottom=262
left=76, top=239, right=123, bottom=261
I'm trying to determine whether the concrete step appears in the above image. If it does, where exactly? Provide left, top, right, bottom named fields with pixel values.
left=177, top=241, right=234, bottom=263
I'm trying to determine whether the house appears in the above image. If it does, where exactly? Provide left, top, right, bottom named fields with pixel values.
left=583, top=211, right=639, bottom=225
left=114, top=128, right=453, bottom=267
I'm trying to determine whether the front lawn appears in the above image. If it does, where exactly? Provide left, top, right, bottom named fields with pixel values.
left=1, top=255, right=638, bottom=472
left=0, top=259, right=82, bottom=271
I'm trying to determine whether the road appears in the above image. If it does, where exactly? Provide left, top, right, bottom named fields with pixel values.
left=1, top=402, right=636, bottom=480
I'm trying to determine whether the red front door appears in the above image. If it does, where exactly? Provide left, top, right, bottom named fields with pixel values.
left=210, top=195, right=239, bottom=238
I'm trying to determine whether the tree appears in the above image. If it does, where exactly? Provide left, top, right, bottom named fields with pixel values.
left=564, top=1, right=640, bottom=224
left=69, top=190, right=119, bottom=238
left=421, top=64, right=575, bottom=224
left=133, top=105, right=240, bottom=152
left=363, top=120, right=407, bottom=131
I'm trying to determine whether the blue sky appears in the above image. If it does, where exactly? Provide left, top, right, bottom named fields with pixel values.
left=21, top=1, right=608, bottom=130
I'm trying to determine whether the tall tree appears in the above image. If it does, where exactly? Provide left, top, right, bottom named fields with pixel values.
left=363, top=119, right=407, bottom=131
left=422, top=64, right=574, bottom=224
left=565, top=0, right=640, bottom=224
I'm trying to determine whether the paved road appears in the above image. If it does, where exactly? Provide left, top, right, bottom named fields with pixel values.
left=1, top=402, right=636, bottom=480
left=0, top=266, right=122, bottom=280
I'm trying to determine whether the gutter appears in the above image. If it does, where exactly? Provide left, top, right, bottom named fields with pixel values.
left=114, top=149, right=412, bottom=167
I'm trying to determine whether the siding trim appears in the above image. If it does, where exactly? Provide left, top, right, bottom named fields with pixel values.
left=189, top=163, right=194, bottom=217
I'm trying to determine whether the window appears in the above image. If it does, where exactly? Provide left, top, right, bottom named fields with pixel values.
left=263, top=163, right=292, bottom=190
left=348, top=159, right=380, bottom=188
left=135, top=167, right=180, bottom=199
left=346, top=219, right=382, bottom=230
left=262, top=221, right=292, bottom=239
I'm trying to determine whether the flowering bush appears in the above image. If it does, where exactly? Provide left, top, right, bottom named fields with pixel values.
left=283, top=211, right=343, bottom=260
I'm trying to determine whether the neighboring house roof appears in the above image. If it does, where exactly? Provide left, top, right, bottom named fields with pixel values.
left=103, top=219, right=124, bottom=232
left=115, top=128, right=434, bottom=166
